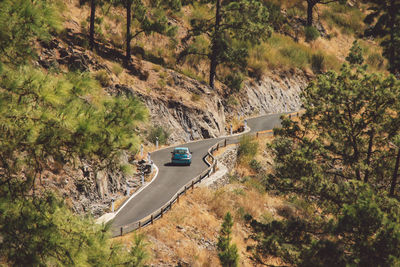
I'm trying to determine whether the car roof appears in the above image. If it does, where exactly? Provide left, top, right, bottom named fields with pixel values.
left=174, top=147, right=189, bottom=150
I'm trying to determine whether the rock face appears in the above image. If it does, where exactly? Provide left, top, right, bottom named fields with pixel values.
left=129, top=70, right=308, bottom=144
left=144, top=95, right=226, bottom=143
left=110, top=73, right=227, bottom=144
left=74, top=69, right=307, bottom=215
left=238, top=70, right=309, bottom=116
left=37, top=37, right=309, bottom=216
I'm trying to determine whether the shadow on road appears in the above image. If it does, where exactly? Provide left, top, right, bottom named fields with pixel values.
left=163, top=162, right=191, bottom=167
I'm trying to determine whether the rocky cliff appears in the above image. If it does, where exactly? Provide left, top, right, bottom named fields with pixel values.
left=37, top=36, right=309, bottom=216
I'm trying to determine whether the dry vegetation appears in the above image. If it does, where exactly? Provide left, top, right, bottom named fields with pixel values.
left=113, top=133, right=293, bottom=266
left=64, top=0, right=386, bottom=98
left=116, top=185, right=288, bottom=266
left=60, top=1, right=389, bottom=264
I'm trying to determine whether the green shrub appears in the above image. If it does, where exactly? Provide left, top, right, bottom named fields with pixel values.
left=132, top=45, right=145, bottom=58
left=81, top=20, right=88, bottom=32
left=224, top=72, right=244, bottom=92
left=311, top=53, right=325, bottom=74
left=94, top=70, right=111, bottom=87
left=238, top=135, right=258, bottom=163
left=180, top=68, right=205, bottom=83
left=249, top=159, right=262, bottom=172
left=279, top=46, right=310, bottom=69
left=157, top=79, right=166, bottom=88
left=264, top=2, right=286, bottom=30
left=227, top=95, right=239, bottom=107
left=120, top=164, right=134, bottom=176
left=367, top=52, right=385, bottom=70
left=321, top=4, right=364, bottom=35
left=248, top=60, right=265, bottom=81
left=147, top=126, right=170, bottom=145
left=112, top=63, right=123, bottom=77
left=191, top=93, right=201, bottom=102
left=152, top=65, right=161, bottom=72
left=304, top=26, right=320, bottom=42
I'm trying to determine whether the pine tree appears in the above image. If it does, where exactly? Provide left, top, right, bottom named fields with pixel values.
left=217, top=212, right=239, bottom=267
left=0, top=1, right=151, bottom=265
left=364, top=0, right=400, bottom=76
left=0, top=65, right=148, bottom=196
left=0, top=192, right=150, bottom=266
left=0, top=66, right=148, bottom=265
left=179, top=0, right=271, bottom=89
left=304, top=0, right=347, bottom=26
left=113, top=0, right=177, bottom=65
left=346, top=40, right=364, bottom=66
left=0, top=0, right=61, bottom=65
left=79, top=0, right=108, bottom=51
left=251, top=44, right=400, bottom=266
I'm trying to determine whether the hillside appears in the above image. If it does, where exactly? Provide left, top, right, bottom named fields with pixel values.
left=1, top=0, right=399, bottom=266
left=41, top=0, right=387, bottom=216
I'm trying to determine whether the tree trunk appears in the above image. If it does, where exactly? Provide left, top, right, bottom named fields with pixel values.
left=209, top=0, right=221, bottom=89
left=388, top=0, right=396, bottom=74
left=89, top=0, right=96, bottom=51
left=125, top=0, right=132, bottom=66
left=390, top=147, right=400, bottom=196
left=307, top=0, right=315, bottom=26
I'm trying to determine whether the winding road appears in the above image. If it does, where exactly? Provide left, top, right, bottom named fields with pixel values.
left=111, top=113, right=285, bottom=231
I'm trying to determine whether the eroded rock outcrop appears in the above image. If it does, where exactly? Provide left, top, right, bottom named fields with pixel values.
left=37, top=36, right=309, bottom=216
left=238, top=70, right=309, bottom=116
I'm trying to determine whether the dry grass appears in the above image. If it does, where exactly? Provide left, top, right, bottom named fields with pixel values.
left=227, top=117, right=245, bottom=133
left=249, top=33, right=342, bottom=75
left=213, top=144, right=236, bottom=158
left=113, top=183, right=287, bottom=266
left=112, top=132, right=295, bottom=266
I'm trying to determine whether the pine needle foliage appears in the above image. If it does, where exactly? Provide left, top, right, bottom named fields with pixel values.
left=0, top=192, right=150, bottom=266
left=179, top=0, right=271, bottom=88
left=0, top=0, right=62, bottom=65
left=0, top=65, right=148, bottom=265
left=251, top=44, right=400, bottom=266
left=364, top=0, right=400, bottom=75
left=0, top=0, right=150, bottom=265
left=217, top=212, right=239, bottom=267
left=0, top=66, right=147, bottom=196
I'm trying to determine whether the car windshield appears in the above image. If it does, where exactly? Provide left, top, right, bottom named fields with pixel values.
left=174, top=149, right=188, bottom=154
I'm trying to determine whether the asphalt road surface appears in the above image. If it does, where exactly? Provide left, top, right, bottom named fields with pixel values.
left=112, top=113, right=284, bottom=229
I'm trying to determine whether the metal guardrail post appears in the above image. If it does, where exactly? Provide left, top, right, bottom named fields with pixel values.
left=120, top=227, right=123, bottom=236
left=192, top=180, right=194, bottom=190
left=224, top=139, right=227, bottom=147
left=217, top=143, right=219, bottom=151
left=138, top=221, right=141, bottom=228
left=151, top=215, right=153, bottom=224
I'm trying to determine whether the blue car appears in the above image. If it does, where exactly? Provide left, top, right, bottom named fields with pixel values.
left=171, top=147, right=192, bottom=166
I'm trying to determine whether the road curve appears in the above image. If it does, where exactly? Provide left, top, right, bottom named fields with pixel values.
left=111, top=113, right=284, bottom=229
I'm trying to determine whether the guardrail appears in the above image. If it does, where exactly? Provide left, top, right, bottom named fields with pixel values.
left=111, top=112, right=301, bottom=237
left=111, top=138, right=229, bottom=237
